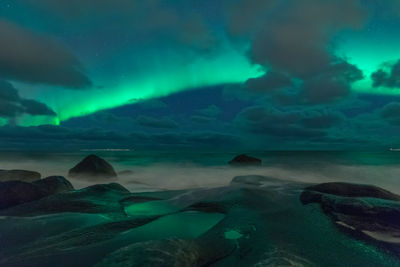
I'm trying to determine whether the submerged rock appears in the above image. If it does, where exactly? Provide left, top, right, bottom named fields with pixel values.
left=0, top=181, right=46, bottom=210
left=228, top=154, right=261, bottom=166
left=69, top=154, right=117, bottom=179
left=33, top=176, right=74, bottom=195
left=0, top=169, right=41, bottom=182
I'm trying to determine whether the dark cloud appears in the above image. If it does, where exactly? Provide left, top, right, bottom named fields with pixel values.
left=300, top=111, right=343, bottom=129
left=196, top=105, right=221, bottom=117
left=245, top=71, right=292, bottom=92
left=371, top=60, right=400, bottom=88
left=380, top=102, right=400, bottom=125
left=0, top=20, right=91, bottom=88
left=0, top=124, right=240, bottom=149
left=287, top=61, right=363, bottom=104
left=135, top=131, right=240, bottom=148
left=246, top=0, right=366, bottom=77
left=0, top=80, right=55, bottom=119
left=137, top=115, right=179, bottom=129
left=235, top=106, right=344, bottom=139
left=191, top=115, right=215, bottom=124
left=226, top=0, right=366, bottom=103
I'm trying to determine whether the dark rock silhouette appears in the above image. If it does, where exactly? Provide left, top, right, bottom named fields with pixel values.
left=69, top=154, right=117, bottom=179
left=0, top=181, right=46, bottom=210
left=0, top=182, right=130, bottom=217
left=301, top=182, right=400, bottom=251
left=228, top=154, right=261, bottom=166
left=33, top=176, right=74, bottom=195
left=301, top=182, right=400, bottom=202
left=0, top=170, right=41, bottom=182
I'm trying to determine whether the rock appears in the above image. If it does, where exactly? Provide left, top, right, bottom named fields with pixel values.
left=95, top=238, right=234, bottom=267
left=183, top=202, right=228, bottom=214
left=0, top=183, right=130, bottom=217
left=0, top=169, right=41, bottom=182
left=301, top=182, right=400, bottom=203
left=228, top=154, right=261, bottom=166
left=95, top=239, right=201, bottom=267
left=0, top=181, right=46, bottom=210
left=301, top=182, right=400, bottom=252
left=69, top=154, right=117, bottom=179
left=33, top=176, right=74, bottom=195
left=119, top=195, right=161, bottom=205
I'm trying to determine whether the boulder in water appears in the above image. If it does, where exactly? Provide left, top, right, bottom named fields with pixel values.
left=68, top=155, right=117, bottom=179
left=228, top=154, right=261, bottom=166
left=0, top=170, right=41, bottom=182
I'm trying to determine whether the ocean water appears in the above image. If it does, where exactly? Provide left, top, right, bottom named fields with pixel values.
left=0, top=150, right=400, bottom=193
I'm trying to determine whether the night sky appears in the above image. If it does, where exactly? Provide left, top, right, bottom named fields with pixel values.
left=1, top=0, right=400, bottom=150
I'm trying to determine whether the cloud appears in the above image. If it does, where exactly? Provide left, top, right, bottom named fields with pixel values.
left=371, top=59, right=400, bottom=88
left=300, top=111, right=343, bottom=129
left=191, top=115, right=215, bottom=124
left=0, top=80, right=56, bottom=119
left=380, top=102, right=400, bottom=125
left=226, top=0, right=366, bottom=103
left=235, top=106, right=344, bottom=139
left=137, top=115, right=178, bottom=129
left=196, top=105, right=221, bottom=117
left=245, top=71, right=292, bottom=92
left=0, top=20, right=91, bottom=88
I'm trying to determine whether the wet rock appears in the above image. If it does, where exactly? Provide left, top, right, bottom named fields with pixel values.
left=228, top=154, right=261, bottom=166
left=183, top=202, right=228, bottom=214
left=33, top=176, right=74, bottom=195
left=95, top=239, right=200, bottom=267
left=69, top=154, right=117, bottom=179
left=0, top=181, right=46, bottom=210
left=301, top=182, right=400, bottom=202
left=0, top=169, right=41, bottom=182
left=96, top=237, right=235, bottom=267
left=119, top=195, right=161, bottom=205
left=0, top=183, right=130, bottom=217
left=301, top=182, right=400, bottom=253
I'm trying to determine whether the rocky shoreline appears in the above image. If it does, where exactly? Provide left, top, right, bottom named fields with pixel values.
left=0, top=155, right=399, bottom=266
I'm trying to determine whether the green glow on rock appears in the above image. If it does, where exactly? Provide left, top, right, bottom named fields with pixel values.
left=124, top=211, right=225, bottom=240
left=224, top=229, right=243, bottom=240
left=124, top=200, right=179, bottom=217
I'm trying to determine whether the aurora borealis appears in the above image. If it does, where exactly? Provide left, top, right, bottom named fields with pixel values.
left=1, top=0, right=400, bottom=149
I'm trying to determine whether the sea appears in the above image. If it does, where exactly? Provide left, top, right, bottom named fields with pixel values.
left=0, top=150, right=399, bottom=193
